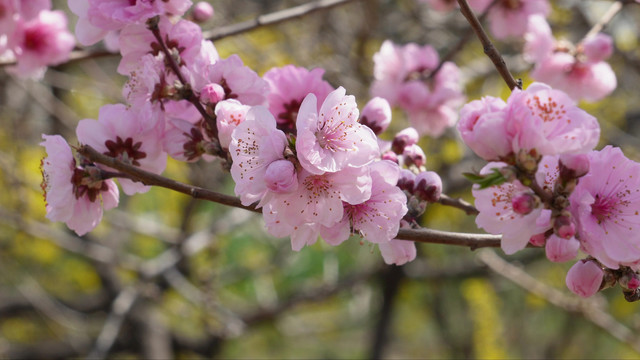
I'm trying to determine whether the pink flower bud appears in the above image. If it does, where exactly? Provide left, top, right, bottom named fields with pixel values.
left=628, top=277, right=640, bottom=290
left=511, top=193, right=538, bottom=215
left=392, top=127, right=419, bottom=154
left=200, top=83, right=225, bottom=104
left=559, top=153, right=590, bottom=180
left=413, top=171, right=442, bottom=202
left=582, top=33, right=613, bottom=63
left=193, top=2, right=214, bottom=23
left=381, top=150, right=399, bottom=164
left=566, top=260, right=604, bottom=298
left=553, top=213, right=576, bottom=239
left=360, top=97, right=391, bottom=135
left=264, top=160, right=298, bottom=194
left=545, top=235, right=579, bottom=263
left=397, top=169, right=416, bottom=192
left=456, top=97, right=510, bottom=161
left=529, top=233, right=547, bottom=247
left=619, top=270, right=640, bottom=291
left=402, top=144, right=426, bottom=168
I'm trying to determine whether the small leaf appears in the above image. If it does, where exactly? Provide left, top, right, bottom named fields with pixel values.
left=464, top=168, right=508, bottom=189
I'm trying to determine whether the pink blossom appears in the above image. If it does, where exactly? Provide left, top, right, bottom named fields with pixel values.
left=68, top=0, right=192, bottom=46
left=505, top=82, right=600, bottom=156
left=371, top=41, right=463, bottom=137
left=8, top=10, right=74, bottom=78
left=566, top=259, right=604, bottom=298
left=414, top=171, right=442, bottom=202
left=192, top=1, right=214, bottom=23
left=392, top=127, right=419, bottom=154
left=484, top=0, right=550, bottom=40
left=229, top=106, right=288, bottom=206
left=457, top=96, right=511, bottom=161
left=319, top=160, right=408, bottom=245
left=360, top=97, right=392, bottom=135
left=118, top=16, right=202, bottom=75
left=473, top=162, right=552, bottom=255
left=569, top=146, right=640, bottom=269
left=523, top=15, right=554, bottom=63
left=296, top=87, right=379, bottom=174
left=193, top=54, right=269, bottom=106
left=545, top=235, right=579, bottom=262
left=76, top=104, right=167, bottom=196
left=215, top=99, right=250, bottom=149
left=261, top=166, right=372, bottom=228
left=582, top=33, right=613, bottom=64
left=263, top=65, right=334, bottom=133
left=40, top=134, right=119, bottom=236
left=378, top=239, right=417, bottom=266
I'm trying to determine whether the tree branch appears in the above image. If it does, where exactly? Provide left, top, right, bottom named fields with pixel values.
left=581, top=0, right=624, bottom=42
left=456, top=0, right=520, bottom=90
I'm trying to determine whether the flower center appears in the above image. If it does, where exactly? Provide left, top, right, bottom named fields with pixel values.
left=104, top=136, right=147, bottom=166
left=591, top=194, right=617, bottom=224
left=502, top=0, right=521, bottom=10
left=277, top=99, right=301, bottom=134
left=71, top=167, right=109, bottom=202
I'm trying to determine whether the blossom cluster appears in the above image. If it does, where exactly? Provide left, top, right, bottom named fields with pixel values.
left=0, top=0, right=74, bottom=78
left=460, top=82, right=640, bottom=299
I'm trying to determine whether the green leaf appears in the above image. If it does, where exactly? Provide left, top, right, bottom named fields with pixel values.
left=463, top=168, right=507, bottom=189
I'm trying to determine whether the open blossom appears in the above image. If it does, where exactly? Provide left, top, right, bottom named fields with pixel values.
left=68, top=0, right=192, bottom=46
left=457, top=97, right=510, bottom=161
left=371, top=41, right=463, bottom=137
left=379, top=239, right=417, bottom=266
left=76, top=104, right=167, bottom=196
left=263, top=65, right=334, bottom=134
left=117, top=16, right=203, bottom=75
left=473, top=161, right=553, bottom=255
left=569, top=146, right=640, bottom=269
left=506, top=82, right=600, bottom=156
left=319, top=160, right=408, bottom=245
left=296, top=87, right=379, bottom=174
left=8, top=10, right=74, bottom=78
left=40, top=135, right=119, bottom=236
left=229, top=106, right=289, bottom=206
left=215, top=99, right=250, bottom=149
left=524, top=16, right=616, bottom=102
left=473, top=0, right=550, bottom=40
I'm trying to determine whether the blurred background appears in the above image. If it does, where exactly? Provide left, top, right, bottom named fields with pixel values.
left=2, top=0, right=640, bottom=358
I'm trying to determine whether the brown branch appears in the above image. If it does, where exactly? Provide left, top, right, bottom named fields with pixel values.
left=0, top=0, right=361, bottom=68
left=78, top=145, right=259, bottom=213
left=581, top=1, right=624, bottom=42
left=79, top=145, right=505, bottom=249
left=437, top=194, right=478, bottom=215
left=456, top=0, right=520, bottom=90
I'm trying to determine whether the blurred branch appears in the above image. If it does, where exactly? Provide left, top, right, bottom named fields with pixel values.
left=581, top=0, right=624, bottom=41
left=88, top=286, right=139, bottom=360
left=456, top=0, right=520, bottom=90
left=0, top=0, right=362, bottom=68
left=477, top=249, right=640, bottom=353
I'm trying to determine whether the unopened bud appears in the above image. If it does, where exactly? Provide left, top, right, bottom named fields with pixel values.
left=566, top=259, right=604, bottom=298
left=381, top=151, right=398, bottom=164
left=619, top=268, right=640, bottom=291
left=553, top=212, right=576, bottom=239
left=360, top=97, right=391, bottom=135
left=264, top=160, right=298, bottom=194
left=559, top=153, right=590, bottom=181
left=545, top=235, right=579, bottom=263
left=392, top=127, right=419, bottom=154
left=397, top=169, right=416, bottom=192
left=193, top=2, right=214, bottom=23
left=200, top=83, right=225, bottom=104
left=516, top=149, right=540, bottom=173
left=413, top=171, right=442, bottom=202
left=402, top=144, right=426, bottom=168
left=582, top=33, right=613, bottom=63
left=529, top=233, right=547, bottom=247
left=511, top=193, right=538, bottom=215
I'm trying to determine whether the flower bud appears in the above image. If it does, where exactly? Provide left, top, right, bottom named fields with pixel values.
left=193, top=2, right=214, bottom=23
left=264, top=160, right=298, bottom=194
left=553, top=212, right=576, bottom=239
left=511, top=193, right=538, bottom=215
left=457, top=97, right=510, bottom=161
left=559, top=153, right=590, bottom=181
left=529, top=233, right=547, bottom=247
left=402, top=144, right=426, bottom=168
left=413, top=171, right=442, bottom=202
left=200, top=83, right=225, bottom=104
left=516, top=149, right=540, bottom=173
left=619, top=269, right=640, bottom=291
left=381, top=150, right=398, bottom=164
left=545, top=235, right=579, bottom=263
left=566, top=260, right=604, bottom=298
left=582, top=33, right=613, bottom=63
left=397, top=169, right=416, bottom=192
left=392, top=127, right=419, bottom=154
left=360, top=97, right=391, bottom=135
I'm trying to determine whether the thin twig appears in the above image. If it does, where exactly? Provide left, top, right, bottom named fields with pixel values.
left=437, top=194, right=478, bottom=215
left=478, top=249, right=640, bottom=353
left=581, top=0, right=624, bottom=42
left=79, top=145, right=504, bottom=249
left=0, top=0, right=361, bottom=68
left=456, top=0, right=520, bottom=90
